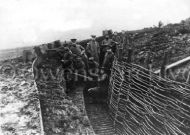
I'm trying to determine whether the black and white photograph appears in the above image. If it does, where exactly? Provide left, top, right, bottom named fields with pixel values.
left=0, top=0, right=190, bottom=134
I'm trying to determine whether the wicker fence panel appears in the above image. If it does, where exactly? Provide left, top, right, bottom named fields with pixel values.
left=108, top=58, right=190, bottom=135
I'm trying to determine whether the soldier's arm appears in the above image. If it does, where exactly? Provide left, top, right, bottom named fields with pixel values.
left=80, top=45, right=85, bottom=54
left=80, top=45, right=85, bottom=50
left=79, top=45, right=85, bottom=50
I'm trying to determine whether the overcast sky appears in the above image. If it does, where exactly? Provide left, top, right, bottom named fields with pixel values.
left=0, top=0, right=190, bottom=50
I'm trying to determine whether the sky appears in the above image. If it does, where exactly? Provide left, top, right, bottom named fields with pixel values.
left=0, top=0, right=190, bottom=50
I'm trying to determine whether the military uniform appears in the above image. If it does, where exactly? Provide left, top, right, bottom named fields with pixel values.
left=69, top=43, right=85, bottom=57
left=100, top=36, right=113, bottom=65
left=101, top=38, right=112, bottom=52
left=111, top=34, right=121, bottom=54
left=86, top=37, right=100, bottom=63
left=112, top=32, right=122, bottom=44
left=102, top=49, right=114, bottom=70
left=69, top=39, right=88, bottom=71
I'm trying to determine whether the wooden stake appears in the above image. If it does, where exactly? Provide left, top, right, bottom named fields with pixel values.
left=127, top=48, right=133, bottom=63
left=160, top=52, right=168, bottom=78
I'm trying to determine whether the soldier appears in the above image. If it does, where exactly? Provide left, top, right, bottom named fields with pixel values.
left=88, top=57, right=99, bottom=69
left=100, top=35, right=112, bottom=65
left=32, top=46, right=45, bottom=81
left=101, top=35, right=112, bottom=51
left=112, top=31, right=121, bottom=44
left=86, top=35, right=100, bottom=63
left=111, top=32, right=121, bottom=54
left=69, top=39, right=88, bottom=71
left=88, top=57, right=99, bottom=77
left=102, top=48, right=114, bottom=74
left=69, top=39, right=85, bottom=57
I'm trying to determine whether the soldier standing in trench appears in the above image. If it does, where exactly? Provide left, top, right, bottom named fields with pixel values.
left=111, top=32, right=121, bottom=55
left=69, top=38, right=89, bottom=79
left=100, top=35, right=113, bottom=66
left=86, top=35, right=100, bottom=64
left=112, top=31, right=121, bottom=44
left=69, top=39, right=85, bottom=66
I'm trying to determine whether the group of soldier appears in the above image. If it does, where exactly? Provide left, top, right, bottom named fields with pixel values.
left=30, top=31, right=132, bottom=102
left=31, top=31, right=124, bottom=96
left=57, top=32, right=122, bottom=101
left=59, top=32, right=122, bottom=73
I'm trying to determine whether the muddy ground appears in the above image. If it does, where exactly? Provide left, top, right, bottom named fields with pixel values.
left=0, top=58, right=94, bottom=135
left=0, top=58, right=41, bottom=135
